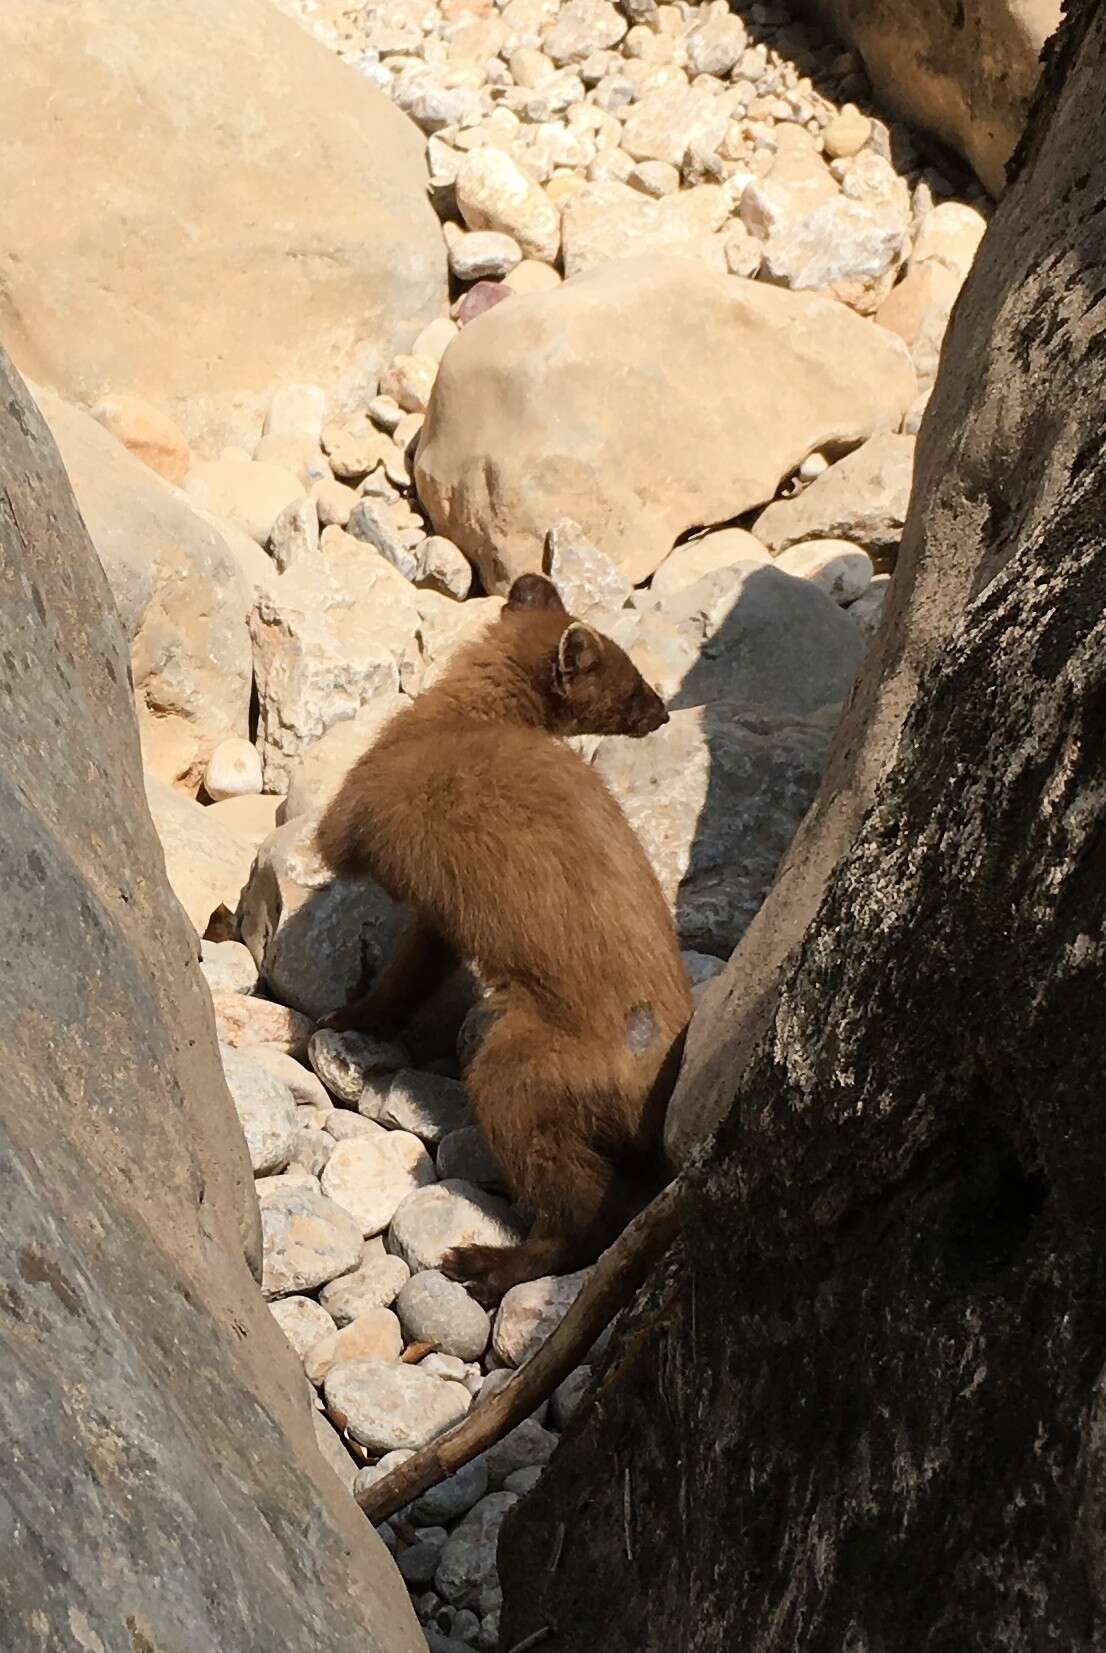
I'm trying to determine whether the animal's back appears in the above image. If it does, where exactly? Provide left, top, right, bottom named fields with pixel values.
left=328, top=711, right=687, bottom=1038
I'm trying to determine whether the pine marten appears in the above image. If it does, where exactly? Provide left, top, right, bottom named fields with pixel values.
left=314, top=573, right=691, bottom=1304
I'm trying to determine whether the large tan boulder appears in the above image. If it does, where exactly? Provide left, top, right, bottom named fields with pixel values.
left=32, top=387, right=252, bottom=793
left=795, top=0, right=1060, bottom=195
left=415, top=257, right=916, bottom=591
left=0, top=0, right=448, bottom=451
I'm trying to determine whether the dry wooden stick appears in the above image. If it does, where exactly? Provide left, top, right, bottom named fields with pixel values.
left=357, top=1179, right=682, bottom=1524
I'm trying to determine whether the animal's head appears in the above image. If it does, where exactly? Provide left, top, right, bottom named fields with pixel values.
left=504, top=572, right=669, bottom=738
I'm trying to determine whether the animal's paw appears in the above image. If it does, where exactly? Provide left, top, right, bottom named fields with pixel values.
left=440, top=1244, right=510, bottom=1309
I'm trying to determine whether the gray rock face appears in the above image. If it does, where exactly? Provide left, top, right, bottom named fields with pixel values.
left=482, top=1419, right=558, bottom=1487
left=0, top=352, right=420, bottom=1650
left=498, top=9, right=1106, bottom=1646
left=594, top=703, right=833, bottom=958
left=436, top=1125, right=506, bottom=1192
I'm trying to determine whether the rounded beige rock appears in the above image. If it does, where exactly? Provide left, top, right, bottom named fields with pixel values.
left=204, top=737, right=263, bottom=802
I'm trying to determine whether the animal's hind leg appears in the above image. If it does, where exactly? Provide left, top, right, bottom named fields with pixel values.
left=440, top=1009, right=653, bottom=1305
left=320, top=918, right=455, bottom=1034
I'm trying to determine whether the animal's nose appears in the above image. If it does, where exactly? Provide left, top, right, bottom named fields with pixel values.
left=657, top=705, right=669, bottom=726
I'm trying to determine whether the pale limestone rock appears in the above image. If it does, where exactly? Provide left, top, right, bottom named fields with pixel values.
left=650, top=527, right=771, bottom=598
left=205, top=738, right=264, bottom=802
left=260, top=1186, right=363, bottom=1299
left=304, top=1309, right=404, bottom=1385
left=774, top=539, right=874, bottom=605
left=415, top=257, right=916, bottom=590
left=455, top=149, right=561, bottom=263
left=322, top=1134, right=438, bottom=1237
left=324, top=1359, right=471, bottom=1452
left=387, top=1181, right=527, bottom=1274
left=493, top=1271, right=590, bottom=1366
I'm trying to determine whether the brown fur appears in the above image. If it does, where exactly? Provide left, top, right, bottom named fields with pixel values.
left=315, top=573, right=692, bottom=1304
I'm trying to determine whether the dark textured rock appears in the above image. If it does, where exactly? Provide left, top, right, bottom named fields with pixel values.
left=0, top=352, right=421, bottom=1651
left=499, top=5, right=1106, bottom=1647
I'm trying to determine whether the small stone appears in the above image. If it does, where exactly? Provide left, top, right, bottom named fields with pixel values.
left=379, top=353, right=439, bottom=415
left=399, top=1538, right=449, bottom=1586
left=312, top=477, right=358, bottom=529
left=323, top=1358, right=470, bottom=1452
left=799, top=451, right=830, bottom=482
left=448, top=230, right=524, bottom=282
left=545, top=516, right=633, bottom=619
left=393, top=412, right=425, bottom=452
left=473, top=1367, right=548, bottom=1424
left=910, top=200, right=987, bottom=283
left=269, top=495, right=319, bottom=572
left=417, top=535, right=473, bottom=600
left=412, top=317, right=460, bottom=363
left=434, top=1492, right=519, bottom=1604
left=455, top=149, right=561, bottom=264
left=650, top=526, right=770, bottom=598
left=684, top=12, right=746, bottom=76
left=550, top=1363, right=593, bottom=1427
left=346, top=498, right=420, bottom=581
left=326, top=1111, right=390, bottom=1143
left=362, top=1069, right=472, bottom=1144
left=260, top=1185, right=363, bottom=1299
left=321, top=418, right=394, bottom=482
left=270, top=1294, right=337, bottom=1362
left=396, top=1270, right=492, bottom=1361
left=627, top=159, right=680, bottom=198
left=453, top=281, right=515, bottom=327
left=211, top=992, right=313, bottom=1060
left=204, top=737, right=263, bottom=802
left=503, top=259, right=563, bottom=296
left=368, top=395, right=404, bottom=434
left=493, top=1270, right=590, bottom=1365
left=200, top=938, right=259, bottom=997
left=320, top=1252, right=412, bottom=1324
left=682, top=950, right=726, bottom=989
left=304, top=1307, right=404, bottom=1385
left=774, top=538, right=874, bottom=605
left=308, top=1028, right=409, bottom=1105
left=823, top=102, right=871, bottom=161
left=250, top=1046, right=333, bottom=1111
left=322, top=1131, right=437, bottom=1236
left=265, top=383, right=326, bottom=445
left=289, top=1126, right=335, bottom=1177
left=502, top=1465, right=544, bottom=1495
left=723, top=222, right=763, bottom=278
left=436, top=1126, right=506, bottom=1192
left=255, top=1166, right=320, bottom=1199
left=406, top=1455, right=490, bottom=1526
left=420, top=1351, right=468, bottom=1381
left=847, top=571, right=890, bottom=638
left=482, top=1417, right=558, bottom=1485
left=387, top=1180, right=527, bottom=1275
left=542, top=0, right=627, bottom=63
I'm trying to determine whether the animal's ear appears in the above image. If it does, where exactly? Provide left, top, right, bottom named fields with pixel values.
left=505, top=573, right=566, bottom=613
left=555, top=621, right=602, bottom=686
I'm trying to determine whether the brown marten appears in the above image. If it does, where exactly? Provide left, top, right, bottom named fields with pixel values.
left=314, top=573, right=692, bottom=1305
